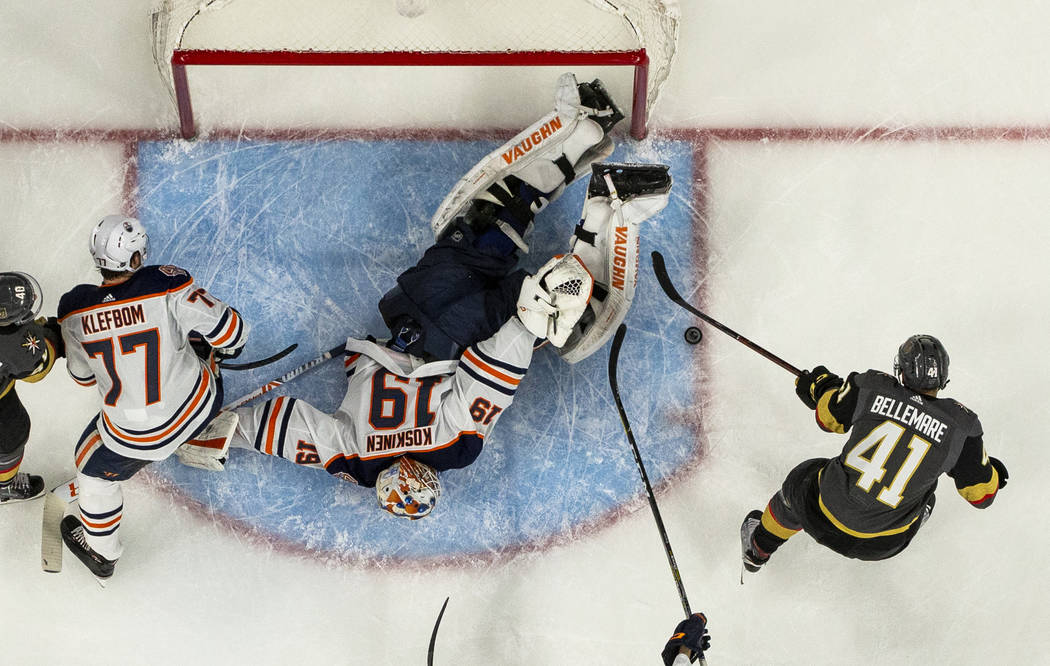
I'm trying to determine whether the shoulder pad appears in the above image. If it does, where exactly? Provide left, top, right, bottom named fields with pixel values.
left=146, top=265, right=193, bottom=288
left=57, top=284, right=99, bottom=319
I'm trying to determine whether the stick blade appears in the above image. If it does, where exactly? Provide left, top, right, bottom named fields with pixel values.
left=41, top=491, right=66, bottom=573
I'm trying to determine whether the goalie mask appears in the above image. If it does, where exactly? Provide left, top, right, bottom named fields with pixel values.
left=376, top=457, right=442, bottom=520
left=0, top=271, right=43, bottom=326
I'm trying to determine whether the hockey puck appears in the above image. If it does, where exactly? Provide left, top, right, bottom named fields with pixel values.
left=684, top=326, right=703, bottom=345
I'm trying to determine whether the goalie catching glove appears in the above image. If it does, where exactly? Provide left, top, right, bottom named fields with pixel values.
left=516, top=254, right=594, bottom=347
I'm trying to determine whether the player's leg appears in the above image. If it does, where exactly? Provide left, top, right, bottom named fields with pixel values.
left=558, top=162, right=673, bottom=362
left=741, top=458, right=825, bottom=572
left=0, top=386, right=45, bottom=504
left=379, top=229, right=529, bottom=360
left=430, top=72, right=624, bottom=248
left=62, top=426, right=150, bottom=578
left=380, top=75, right=623, bottom=360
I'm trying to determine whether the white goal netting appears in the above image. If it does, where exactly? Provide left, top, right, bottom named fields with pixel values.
left=150, top=0, right=680, bottom=137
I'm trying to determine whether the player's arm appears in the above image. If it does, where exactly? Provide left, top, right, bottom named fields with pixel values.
left=795, top=367, right=858, bottom=434
left=948, top=432, right=1006, bottom=509
left=20, top=317, right=64, bottom=383
left=169, top=271, right=249, bottom=357
left=417, top=317, right=535, bottom=471
left=56, top=298, right=96, bottom=386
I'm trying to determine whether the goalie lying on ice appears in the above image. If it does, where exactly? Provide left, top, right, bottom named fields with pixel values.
left=189, top=73, right=673, bottom=519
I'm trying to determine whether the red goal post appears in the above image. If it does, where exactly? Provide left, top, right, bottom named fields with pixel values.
left=150, top=0, right=680, bottom=140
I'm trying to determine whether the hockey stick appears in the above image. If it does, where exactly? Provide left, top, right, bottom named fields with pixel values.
left=41, top=478, right=79, bottom=573
left=609, top=324, right=693, bottom=617
left=223, top=342, right=345, bottom=410
left=650, top=251, right=802, bottom=377
left=610, top=325, right=709, bottom=666
left=218, top=343, right=298, bottom=371
left=427, top=596, right=450, bottom=666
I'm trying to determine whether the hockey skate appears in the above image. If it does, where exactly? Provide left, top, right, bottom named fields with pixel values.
left=557, top=162, right=672, bottom=364
left=61, top=515, right=116, bottom=584
left=740, top=510, right=769, bottom=577
left=585, top=162, right=673, bottom=201
left=0, top=472, right=45, bottom=504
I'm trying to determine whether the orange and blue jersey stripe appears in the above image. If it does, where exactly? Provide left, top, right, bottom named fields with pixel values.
left=252, top=395, right=298, bottom=458
left=204, top=306, right=245, bottom=350
left=344, top=351, right=362, bottom=377
left=459, top=344, right=526, bottom=396
left=99, top=366, right=216, bottom=452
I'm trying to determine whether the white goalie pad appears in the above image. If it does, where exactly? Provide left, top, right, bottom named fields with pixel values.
left=175, top=410, right=238, bottom=471
left=558, top=168, right=672, bottom=364
left=430, top=72, right=615, bottom=243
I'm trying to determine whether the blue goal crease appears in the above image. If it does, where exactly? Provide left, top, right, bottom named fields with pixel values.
left=135, top=136, right=700, bottom=560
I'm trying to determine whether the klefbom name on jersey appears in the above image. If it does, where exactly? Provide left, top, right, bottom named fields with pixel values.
left=80, top=304, right=146, bottom=335
left=501, top=117, right=564, bottom=165
left=870, top=395, right=948, bottom=443
left=366, top=426, right=434, bottom=453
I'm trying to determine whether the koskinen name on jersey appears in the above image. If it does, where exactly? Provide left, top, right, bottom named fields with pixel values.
left=870, top=395, right=948, bottom=443
left=80, top=304, right=146, bottom=335
left=366, top=426, right=434, bottom=453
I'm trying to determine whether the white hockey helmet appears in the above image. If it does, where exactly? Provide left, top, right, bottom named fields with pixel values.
left=89, top=214, right=150, bottom=273
left=376, top=457, right=442, bottom=520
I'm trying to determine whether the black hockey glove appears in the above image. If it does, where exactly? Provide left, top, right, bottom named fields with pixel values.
left=990, top=457, right=1008, bottom=489
left=661, top=613, right=710, bottom=665
left=188, top=333, right=212, bottom=361
left=795, top=365, right=843, bottom=410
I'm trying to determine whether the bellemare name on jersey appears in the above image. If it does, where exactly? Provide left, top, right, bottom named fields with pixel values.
left=869, top=394, right=948, bottom=443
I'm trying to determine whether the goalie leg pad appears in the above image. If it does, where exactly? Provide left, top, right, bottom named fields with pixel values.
left=176, top=410, right=239, bottom=471
left=517, top=254, right=594, bottom=348
left=431, top=72, right=623, bottom=244
left=557, top=163, right=672, bottom=364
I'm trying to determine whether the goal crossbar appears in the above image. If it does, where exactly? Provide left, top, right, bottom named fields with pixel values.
left=171, top=49, right=651, bottom=140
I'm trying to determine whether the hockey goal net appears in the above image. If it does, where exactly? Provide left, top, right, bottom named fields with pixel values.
left=150, top=0, right=680, bottom=140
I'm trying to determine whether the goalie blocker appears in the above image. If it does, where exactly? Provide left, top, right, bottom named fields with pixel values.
left=175, top=410, right=239, bottom=471
left=559, top=163, right=672, bottom=363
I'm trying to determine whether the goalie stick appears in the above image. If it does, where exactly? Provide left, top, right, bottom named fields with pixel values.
left=651, top=251, right=802, bottom=377
left=224, top=342, right=346, bottom=410
left=427, top=596, right=449, bottom=666
left=218, top=343, right=297, bottom=370
left=41, top=478, right=79, bottom=573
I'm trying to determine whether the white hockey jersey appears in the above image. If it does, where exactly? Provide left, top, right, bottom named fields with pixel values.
left=233, top=315, right=536, bottom=487
left=58, top=265, right=247, bottom=461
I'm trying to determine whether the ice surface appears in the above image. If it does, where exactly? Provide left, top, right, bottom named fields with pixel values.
left=1, top=2, right=1048, bottom=665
